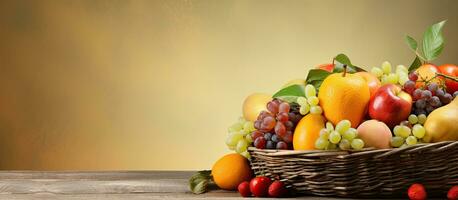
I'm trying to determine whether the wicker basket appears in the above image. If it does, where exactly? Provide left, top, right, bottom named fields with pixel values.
left=248, top=141, right=458, bottom=198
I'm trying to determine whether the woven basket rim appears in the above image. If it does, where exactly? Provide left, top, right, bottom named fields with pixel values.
left=248, top=140, right=458, bottom=158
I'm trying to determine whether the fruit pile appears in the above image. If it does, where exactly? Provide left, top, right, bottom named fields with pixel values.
left=190, top=20, right=458, bottom=199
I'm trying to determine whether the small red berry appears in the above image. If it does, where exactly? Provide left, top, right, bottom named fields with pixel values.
left=408, top=183, right=427, bottom=200
left=268, top=180, right=287, bottom=197
left=249, top=176, right=271, bottom=197
left=238, top=181, right=251, bottom=197
left=448, top=186, right=458, bottom=200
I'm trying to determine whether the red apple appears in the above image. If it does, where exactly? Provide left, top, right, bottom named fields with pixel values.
left=368, top=84, right=412, bottom=128
left=316, top=63, right=334, bottom=72
left=438, top=64, right=458, bottom=94
left=415, top=64, right=440, bottom=88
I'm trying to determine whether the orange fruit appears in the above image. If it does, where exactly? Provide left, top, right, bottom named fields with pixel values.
left=211, top=153, right=252, bottom=190
left=415, top=64, right=440, bottom=88
left=293, top=114, right=325, bottom=150
left=355, top=71, right=381, bottom=98
left=242, top=93, right=271, bottom=121
left=318, top=73, right=370, bottom=128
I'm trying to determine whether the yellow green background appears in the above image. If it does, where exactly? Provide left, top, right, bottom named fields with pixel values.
left=0, top=0, right=457, bottom=170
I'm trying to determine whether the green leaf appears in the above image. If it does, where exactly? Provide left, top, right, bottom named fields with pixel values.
left=332, top=54, right=366, bottom=73
left=197, top=170, right=212, bottom=177
left=408, top=56, right=423, bottom=73
left=405, top=35, right=418, bottom=51
left=334, top=54, right=352, bottom=66
left=189, top=170, right=214, bottom=194
left=275, top=96, right=299, bottom=103
left=309, top=80, right=324, bottom=90
left=304, top=69, right=332, bottom=90
left=306, top=69, right=332, bottom=82
left=422, top=20, right=446, bottom=61
left=352, top=65, right=367, bottom=72
left=272, top=84, right=305, bottom=98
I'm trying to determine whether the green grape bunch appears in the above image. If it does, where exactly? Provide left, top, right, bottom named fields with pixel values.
left=370, top=61, right=409, bottom=86
left=225, top=117, right=256, bottom=159
left=315, top=119, right=365, bottom=150
left=296, top=84, right=323, bottom=115
left=390, top=114, right=427, bottom=148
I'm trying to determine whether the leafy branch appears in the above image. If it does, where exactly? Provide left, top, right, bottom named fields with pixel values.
left=406, top=20, right=447, bottom=72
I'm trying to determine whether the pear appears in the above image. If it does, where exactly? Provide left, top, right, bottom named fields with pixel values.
left=423, top=97, right=458, bottom=142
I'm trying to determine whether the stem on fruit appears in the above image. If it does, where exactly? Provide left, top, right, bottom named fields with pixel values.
left=436, top=72, right=458, bottom=82
left=342, top=64, right=347, bottom=77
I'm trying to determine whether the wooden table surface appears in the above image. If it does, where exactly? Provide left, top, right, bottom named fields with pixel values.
left=0, top=171, right=398, bottom=200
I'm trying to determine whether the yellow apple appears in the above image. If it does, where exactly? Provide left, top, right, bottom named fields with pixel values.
left=242, top=93, right=271, bottom=121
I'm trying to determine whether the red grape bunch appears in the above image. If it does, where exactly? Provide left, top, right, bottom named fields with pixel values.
left=403, top=72, right=454, bottom=115
left=251, top=99, right=302, bottom=150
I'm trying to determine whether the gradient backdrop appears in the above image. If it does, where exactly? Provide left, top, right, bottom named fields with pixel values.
left=0, top=0, right=457, bottom=170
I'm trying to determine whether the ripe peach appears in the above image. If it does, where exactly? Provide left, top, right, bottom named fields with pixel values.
left=415, top=64, right=440, bottom=88
left=356, top=120, right=392, bottom=149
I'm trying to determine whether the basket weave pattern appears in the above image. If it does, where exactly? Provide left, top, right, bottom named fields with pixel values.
left=248, top=141, right=458, bottom=197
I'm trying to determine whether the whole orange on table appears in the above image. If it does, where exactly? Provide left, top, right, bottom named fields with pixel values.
left=211, top=153, right=252, bottom=190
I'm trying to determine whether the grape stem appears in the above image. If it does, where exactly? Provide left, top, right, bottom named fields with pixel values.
left=415, top=72, right=457, bottom=90
left=435, top=72, right=458, bottom=82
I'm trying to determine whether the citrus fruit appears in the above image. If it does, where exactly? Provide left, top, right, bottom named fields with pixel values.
left=293, top=114, right=325, bottom=150
left=242, top=93, right=271, bottom=122
left=212, top=153, right=252, bottom=190
left=318, top=72, right=370, bottom=128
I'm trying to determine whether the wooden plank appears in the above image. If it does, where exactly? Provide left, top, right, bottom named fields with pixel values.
left=0, top=179, right=189, bottom=194
left=0, top=193, right=389, bottom=200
